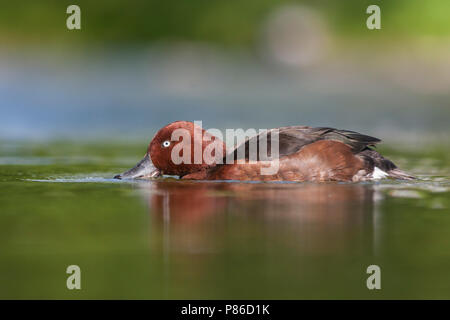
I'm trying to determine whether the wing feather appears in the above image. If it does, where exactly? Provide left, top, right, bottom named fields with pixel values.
left=226, top=126, right=381, bottom=161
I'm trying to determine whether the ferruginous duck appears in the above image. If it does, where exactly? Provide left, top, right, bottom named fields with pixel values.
left=114, top=121, right=414, bottom=182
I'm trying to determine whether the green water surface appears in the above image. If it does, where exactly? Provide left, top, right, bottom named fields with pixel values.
left=0, top=141, right=449, bottom=299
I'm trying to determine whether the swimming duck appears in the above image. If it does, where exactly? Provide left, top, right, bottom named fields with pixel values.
left=114, top=121, right=414, bottom=182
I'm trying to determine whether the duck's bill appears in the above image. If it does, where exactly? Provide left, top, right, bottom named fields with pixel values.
left=113, top=153, right=161, bottom=180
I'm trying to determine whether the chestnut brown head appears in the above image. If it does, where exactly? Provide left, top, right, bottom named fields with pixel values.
left=149, top=121, right=226, bottom=177
left=114, top=121, right=227, bottom=179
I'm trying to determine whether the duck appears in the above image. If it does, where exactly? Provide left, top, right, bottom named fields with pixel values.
left=114, top=121, right=414, bottom=182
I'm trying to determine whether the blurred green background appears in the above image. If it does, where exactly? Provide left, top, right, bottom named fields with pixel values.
left=2, top=0, right=450, bottom=45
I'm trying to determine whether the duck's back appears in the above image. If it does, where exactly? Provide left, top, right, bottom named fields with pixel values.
left=183, top=126, right=414, bottom=182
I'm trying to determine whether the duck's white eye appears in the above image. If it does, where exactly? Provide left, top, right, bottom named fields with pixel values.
left=162, top=140, right=171, bottom=148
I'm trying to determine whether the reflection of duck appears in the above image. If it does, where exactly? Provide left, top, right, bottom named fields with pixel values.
left=115, top=121, right=414, bottom=182
left=145, top=181, right=377, bottom=254
left=148, top=181, right=227, bottom=224
left=148, top=181, right=374, bottom=223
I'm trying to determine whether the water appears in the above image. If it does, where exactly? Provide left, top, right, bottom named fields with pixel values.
left=0, top=141, right=449, bottom=299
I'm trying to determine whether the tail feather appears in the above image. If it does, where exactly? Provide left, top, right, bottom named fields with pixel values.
left=387, top=168, right=416, bottom=180
left=358, top=148, right=416, bottom=180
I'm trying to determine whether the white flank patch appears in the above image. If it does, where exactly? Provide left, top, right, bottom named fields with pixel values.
left=372, top=167, right=389, bottom=180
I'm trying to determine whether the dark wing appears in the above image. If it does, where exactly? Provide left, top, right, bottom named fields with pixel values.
left=226, top=126, right=381, bottom=161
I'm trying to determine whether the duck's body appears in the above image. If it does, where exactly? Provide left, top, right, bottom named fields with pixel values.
left=114, top=121, right=414, bottom=182
left=182, top=126, right=412, bottom=182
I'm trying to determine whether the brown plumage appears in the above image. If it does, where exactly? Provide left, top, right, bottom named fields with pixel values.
left=115, top=121, right=415, bottom=182
left=184, top=140, right=367, bottom=181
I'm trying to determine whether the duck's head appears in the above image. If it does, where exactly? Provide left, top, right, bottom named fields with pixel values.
left=114, top=121, right=226, bottom=179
